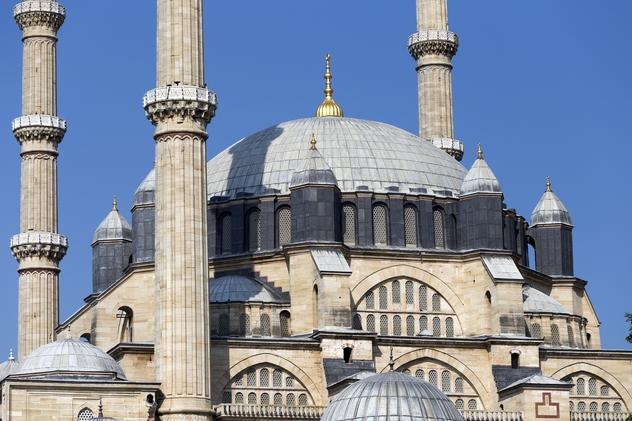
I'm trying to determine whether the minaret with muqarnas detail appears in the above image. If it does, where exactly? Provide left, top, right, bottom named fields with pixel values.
left=143, top=0, right=216, bottom=420
left=10, top=0, right=68, bottom=361
left=409, top=0, right=464, bottom=161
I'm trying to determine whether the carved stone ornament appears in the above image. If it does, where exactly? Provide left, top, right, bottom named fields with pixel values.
left=143, top=85, right=217, bottom=126
left=408, top=30, right=459, bottom=60
left=14, top=1, right=65, bottom=31
left=12, top=115, right=66, bottom=144
left=10, top=231, right=68, bottom=261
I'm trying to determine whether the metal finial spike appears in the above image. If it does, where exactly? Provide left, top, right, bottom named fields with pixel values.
left=324, top=53, right=333, bottom=99
left=477, top=144, right=484, bottom=160
left=388, top=347, right=395, bottom=371
left=316, top=53, right=344, bottom=117
left=112, top=195, right=118, bottom=211
left=8, top=349, right=14, bottom=361
left=310, top=133, right=318, bottom=151
left=546, top=176, right=552, bottom=192
left=98, top=398, right=104, bottom=417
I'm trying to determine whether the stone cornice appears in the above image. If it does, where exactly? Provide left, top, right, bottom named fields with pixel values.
left=408, top=30, right=459, bottom=59
left=10, top=231, right=67, bottom=261
left=14, top=1, right=65, bottom=31
left=143, top=85, right=217, bottom=126
left=540, top=347, right=632, bottom=360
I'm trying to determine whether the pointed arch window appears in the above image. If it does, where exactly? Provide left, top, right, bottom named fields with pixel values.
left=577, top=378, right=585, bottom=395
left=446, top=317, right=455, bottom=337
left=78, top=409, right=94, bottom=421
left=276, top=207, right=292, bottom=247
left=260, top=314, right=271, bottom=336
left=551, top=324, right=561, bottom=345
left=372, top=204, right=388, bottom=246
left=393, top=315, right=402, bottom=336
left=280, top=311, right=291, bottom=337
left=455, top=377, right=464, bottom=393
left=247, top=209, right=262, bottom=251
left=404, top=205, right=418, bottom=247
left=433, top=208, right=445, bottom=249
left=432, top=294, right=441, bottom=312
left=406, top=316, right=415, bottom=336
left=392, top=280, right=400, bottom=304
left=367, top=314, right=376, bottom=332
left=342, top=203, right=357, bottom=246
left=419, top=285, right=428, bottom=311
left=432, top=317, right=441, bottom=336
left=405, top=281, right=414, bottom=304
left=379, top=285, right=388, bottom=309
left=379, top=315, right=388, bottom=335
left=116, top=306, right=133, bottom=343
left=220, top=213, right=232, bottom=255
left=429, top=370, right=438, bottom=387
left=441, top=370, right=451, bottom=392
left=530, top=323, right=542, bottom=338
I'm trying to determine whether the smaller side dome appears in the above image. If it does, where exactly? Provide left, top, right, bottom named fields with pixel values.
left=523, top=285, right=568, bottom=315
left=460, top=144, right=501, bottom=195
left=93, top=198, right=133, bottom=244
left=133, top=168, right=156, bottom=206
left=0, top=350, right=19, bottom=382
left=290, top=134, right=338, bottom=188
left=14, top=338, right=127, bottom=380
left=210, top=275, right=288, bottom=304
left=531, top=177, right=572, bottom=226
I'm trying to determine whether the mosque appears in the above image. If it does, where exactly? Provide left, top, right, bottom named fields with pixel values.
left=1, top=0, right=631, bottom=421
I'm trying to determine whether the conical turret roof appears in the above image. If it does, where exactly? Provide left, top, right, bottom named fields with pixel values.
left=290, top=134, right=338, bottom=188
left=93, top=198, right=133, bottom=243
left=460, top=145, right=501, bottom=195
left=531, top=178, right=572, bottom=226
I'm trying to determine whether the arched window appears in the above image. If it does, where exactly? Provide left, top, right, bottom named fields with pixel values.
left=367, top=314, right=375, bottom=332
left=392, top=280, right=400, bottom=304
left=429, top=370, right=438, bottom=387
left=449, top=214, right=458, bottom=249
left=342, top=203, right=357, bottom=246
left=222, top=391, right=232, bottom=403
left=273, top=370, right=282, bottom=387
left=511, top=352, right=520, bottom=369
left=261, top=393, right=270, bottom=405
left=372, top=204, right=388, bottom=246
left=352, top=314, right=362, bottom=330
left=116, top=306, right=133, bottom=343
left=406, top=281, right=414, bottom=304
left=247, top=369, right=257, bottom=386
left=568, top=324, right=576, bottom=347
left=602, top=402, right=610, bottom=413
left=78, top=408, right=94, bottom=421
left=276, top=207, right=292, bottom=247
left=433, top=208, right=445, bottom=248
left=530, top=323, right=542, bottom=338
left=80, top=333, right=91, bottom=344
left=420, top=316, right=428, bottom=332
left=235, top=393, right=244, bottom=404
left=419, top=285, right=428, bottom=311
left=379, top=285, right=388, bottom=309
left=613, top=403, right=622, bottom=413
left=366, top=291, right=375, bottom=309
left=589, top=402, right=598, bottom=413
left=286, top=377, right=294, bottom=387
left=446, top=317, right=455, bottom=337
left=260, top=314, right=271, bottom=336
left=240, top=313, right=250, bottom=336
left=441, top=370, right=451, bottom=392
left=280, top=311, right=291, bottom=337
left=219, top=313, right=230, bottom=336
left=577, top=378, right=585, bottom=395
left=313, top=285, right=319, bottom=326
left=415, top=369, right=424, bottom=379
left=468, top=400, right=478, bottom=410
left=380, top=315, right=388, bottom=335
left=455, top=400, right=464, bottom=411
left=601, top=385, right=610, bottom=397
left=404, top=205, right=418, bottom=247
left=393, top=315, right=402, bottom=336
left=299, top=393, right=308, bottom=406
left=260, top=368, right=270, bottom=387
left=287, top=393, right=296, bottom=406
left=551, top=324, right=561, bottom=345
left=569, top=402, right=574, bottom=412
left=432, top=294, right=441, bottom=312
left=248, top=392, right=257, bottom=405
left=432, top=317, right=441, bottom=336
left=588, top=378, right=597, bottom=396
left=247, top=209, right=262, bottom=251
left=220, top=213, right=232, bottom=255
left=274, top=393, right=283, bottom=405
left=455, top=377, right=464, bottom=393
left=406, top=316, right=415, bottom=336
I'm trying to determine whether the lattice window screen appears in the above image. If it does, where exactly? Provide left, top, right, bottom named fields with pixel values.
left=280, top=312, right=291, bottom=337
left=380, top=315, right=388, bottom=335
left=260, top=369, right=269, bottom=387
left=373, top=205, right=388, bottom=245
left=455, top=400, right=464, bottom=410
left=404, top=206, right=418, bottom=246
left=602, top=403, right=610, bottom=412
left=286, top=377, right=294, bottom=387
left=441, top=371, right=451, bottom=392
left=274, top=393, right=283, bottom=406
left=273, top=370, right=282, bottom=387
left=446, top=317, right=454, bottom=337
left=589, top=378, right=597, bottom=396
left=434, top=209, right=445, bottom=248
left=248, top=393, right=257, bottom=404
left=392, top=280, right=400, bottom=304
left=433, top=317, right=441, bottom=336
left=468, top=400, right=478, bottom=410
left=577, top=378, right=585, bottom=395
left=551, top=324, right=560, bottom=345
left=299, top=394, right=308, bottom=406
left=379, top=286, right=388, bottom=309
left=429, top=370, right=438, bottom=387
left=261, top=393, right=270, bottom=405
left=240, top=313, right=250, bottom=336
left=415, top=369, right=424, bottom=379
left=260, top=314, right=271, bottom=336
left=366, top=291, right=375, bottom=309
left=570, top=402, right=574, bottom=412
left=406, top=316, right=415, bottom=336
left=235, top=393, right=244, bottom=404
left=352, top=314, right=362, bottom=330
left=455, top=377, right=464, bottom=393
left=78, top=409, right=94, bottom=421
left=222, top=391, right=232, bottom=403
left=601, top=386, right=610, bottom=397
left=568, top=325, right=576, bottom=347
left=420, top=316, right=428, bottom=332
left=234, top=373, right=243, bottom=386
left=432, top=294, right=441, bottom=311
left=393, top=315, right=402, bottom=336
left=221, top=214, right=232, bottom=254
left=247, top=369, right=256, bottom=386
left=614, top=403, right=622, bottom=413
left=342, top=204, right=357, bottom=245
left=531, top=323, right=542, bottom=338
left=367, top=315, right=375, bottom=332
left=406, top=281, right=414, bottom=304
left=248, top=210, right=262, bottom=251
left=287, top=393, right=296, bottom=406
left=277, top=207, right=292, bottom=246
left=589, top=402, right=598, bottom=412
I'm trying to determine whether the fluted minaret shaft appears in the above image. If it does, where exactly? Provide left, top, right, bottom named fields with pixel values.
left=409, top=0, right=464, bottom=161
left=11, top=1, right=68, bottom=360
left=144, top=1, right=216, bottom=420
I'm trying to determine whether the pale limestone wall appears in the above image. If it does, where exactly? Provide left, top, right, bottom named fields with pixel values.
left=417, top=0, right=448, bottom=31
left=501, top=388, right=571, bottom=421
left=119, top=353, right=156, bottom=383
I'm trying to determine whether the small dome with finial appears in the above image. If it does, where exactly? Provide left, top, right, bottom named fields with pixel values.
left=93, top=197, right=133, bottom=244
left=315, top=54, right=344, bottom=118
left=460, top=144, right=501, bottom=195
left=290, top=133, right=338, bottom=188
left=133, top=168, right=155, bottom=206
left=0, top=349, right=20, bottom=382
left=531, top=177, right=572, bottom=226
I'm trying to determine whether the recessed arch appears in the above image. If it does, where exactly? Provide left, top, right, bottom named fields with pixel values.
left=551, top=362, right=632, bottom=405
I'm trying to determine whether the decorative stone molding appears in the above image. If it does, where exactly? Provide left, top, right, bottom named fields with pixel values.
left=143, top=85, right=217, bottom=125
left=428, top=137, right=464, bottom=161
left=462, top=411, right=524, bottom=421
left=14, top=1, right=65, bottom=31
left=12, top=115, right=66, bottom=144
left=214, top=404, right=325, bottom=420
left=10, top=231, right=68, bottom=261
left=408, top=30, right=459, bottom=59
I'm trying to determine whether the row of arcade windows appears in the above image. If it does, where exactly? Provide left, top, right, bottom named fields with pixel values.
left=216, top=311, right=291, bottom=337
left=219, top=207, right=292, bottom=255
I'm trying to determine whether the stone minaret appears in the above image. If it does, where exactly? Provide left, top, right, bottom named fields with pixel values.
left=143, top=0, right=216, bottom=419
left=10, top=1, right=68, bottom=360
left=408, top=0, right=464, bottom=161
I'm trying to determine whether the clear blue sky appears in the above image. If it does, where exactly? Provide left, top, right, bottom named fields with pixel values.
left=0, top=1, right=630, bottom=356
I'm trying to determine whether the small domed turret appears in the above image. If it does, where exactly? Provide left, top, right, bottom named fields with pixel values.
left=93, top=197, right=133, bottom=244
left=290, top=134, right=338, bottom=188
left=133, top=168, right=155, bottom=207
left=0, top=350, right=19, bottom=382
left=531, top=177, right=572, bottom=226
left=460, top=144, right=501, bottom=195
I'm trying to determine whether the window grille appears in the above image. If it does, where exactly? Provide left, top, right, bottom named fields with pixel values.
left=260, top=314, right=271, bottom=336
left=352, top=314, right=362, bottom=330
left=380, top=315, right=388, bottom=335
left=589, top=402, right=598, bottom=412
left=248, top=210, right=262, bottom=251
left=404, top=206, right=418, bottom=246
left=455, top=400, right=464, bottom=411
left=248, top=393, right=257, bottom=405
left=433, top=209, right=445, bottom=248
left=406, top=316, right=415, bottom=336
left=219, top=313, right=230, bottom=336
left=602, top=403, right=610, bottom=413
left=406, top=281, right=414, bottom=304
left=432, top=294, right=441, bottom=312
left=578, top=401, right=587, bottom=413
left=613, top=403, right=622, bottom=413
left=247, top=369, right=256, bottom=386
left=419, top=285, right=427, bottom=311
left=234, top=373, right=243, bottom=386
left=393, top=315, right=402, bottom=336
left=433, top=317, right=441, bottom=336
left=588, top=378, right=597, bottom=396
left=455, top=377, right=464, bottom=393
left=260, top=368, right=269, bottom=387
left=261, top=393, right=270, bottom=405
left=287, top=393, right=296, bottom=406
left=367, top=314, right=375, bottom=332
left=551, top=324, right=560, bottom=345
left=568, top=325, right=576, bottom=347
left=274, top=393, right=283, bottom=406
left=366, top=291, right=375, bottom=310
left=240, top=313, right=250, bottom=336
left=299, top=394, right=308, bottom=406
left=392, top=280, right=400, bottom=304
left=286, top=377, right=294, bottom=388
left=277, top=207, right=292, bottom=246
left=420, top=316, right=428, bottom=332
left=468, top=400, right=478, bottom=410
left=379, top=286, right=388, bottom=310
left=531, top=323, right=542, bottom=338
left=441, top=371, right=451, bottom=393
left=446, top=317, right=454, bottom=337
left=570, top=402, right=574, bottom=412
left=601, top=385, right=610, bottom=397
left=372, top=204, right=388, bottom=245
left=280, top=311, right=291, bottom=337
left=577, top=378, right=585, bottom=395
left=342, top=204, right=357, bottom=245
left=222, top=391, right=232, bottom=404
left=78, top=409, right=94, bottom=421
left=273, top=370, right=282, bottom=387
left=235, top=393, right=244, bottom=404
left=221, top=213, right=232, bottom=254
left=415, top=369, right=424, bottom=379
left=429, top=370, right=438, bottom=387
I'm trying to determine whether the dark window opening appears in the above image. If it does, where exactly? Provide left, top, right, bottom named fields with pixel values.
left=343, top=347, right=353, bottom=364
left=511, top=352, right=520, bottom=369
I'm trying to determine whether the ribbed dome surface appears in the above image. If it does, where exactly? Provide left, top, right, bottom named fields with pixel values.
left=15, top=339, right=127, bottom=380
left=210, top=275, right=288, bottom=304
left=460, top=154, right=501, bottom=195
left=93, top=206, right=133, bottom=243
left=133, top=168, right=155, bottom=206
left=531, top=189, right=572, bottom=226
left=321, top=371, right=464, bottom=421
left=290, top=145, right=338, bottom=188
left=206, top=117, right=466, bottom=200
left=523, top=286, right=568, bottom=315
left=0, top=355, right=19, bottom=382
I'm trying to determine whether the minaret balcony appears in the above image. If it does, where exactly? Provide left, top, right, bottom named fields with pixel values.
left=10, top=231, right=68, bottom=261
left=13, top=0, right=66, bottom=30
left=408, top=30, right=459, bottom=59
left=427, top=137, right=464, bottom=161
left=143, top=85, right=217, bottom=126
left=12, top=115, right=66, bottom=145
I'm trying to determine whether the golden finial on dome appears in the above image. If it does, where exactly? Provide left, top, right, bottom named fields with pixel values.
left=310, top=133, right=318, bottom=150
left=316, top=53, right=344, bottom=118
left=477, top=144, right=484, bottom=160
left=546, top=176, right=552, bottom=192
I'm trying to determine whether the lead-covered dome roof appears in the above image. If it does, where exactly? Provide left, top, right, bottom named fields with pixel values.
left=210, top=275, right=289, bottom=304
left=321, top=371, right=464, bottom=421
left=522, top=285, right=568, bottom=315
left=93, top=200, right=133, bottom=244
left=531, top=178, right=572, bottom=227
left=206, top=117, right=467, bottom=200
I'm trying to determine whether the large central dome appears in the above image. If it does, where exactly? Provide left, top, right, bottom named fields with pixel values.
left=206, top=117, right=467, bottom=200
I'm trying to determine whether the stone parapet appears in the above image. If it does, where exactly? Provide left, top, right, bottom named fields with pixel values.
left=12, top=115, right=66, bottom=145
left=463, top=411, right=524, bottom=421
left=143, top=85, right=217, bottom=126
left=10, top=231, right=68, bottom=261
left=408, top=30, right=459, bottom=59
left=214, top=404, right=325, bottom=420
left=14, top=0, right=65, bottom=30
